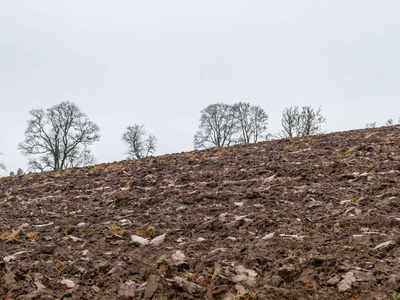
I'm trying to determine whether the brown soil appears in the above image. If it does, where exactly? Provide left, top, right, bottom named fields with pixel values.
left=1, top=126, right=400, bottom=299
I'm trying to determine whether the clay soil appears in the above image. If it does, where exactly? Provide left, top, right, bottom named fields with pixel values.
left=2, top=126, right=400, bottom=299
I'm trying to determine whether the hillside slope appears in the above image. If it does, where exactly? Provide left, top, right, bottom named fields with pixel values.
left=2, top=126, right=400, bottom=299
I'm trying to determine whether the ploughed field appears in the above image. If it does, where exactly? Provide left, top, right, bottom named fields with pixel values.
left=2, top=126, right=400, bottom=299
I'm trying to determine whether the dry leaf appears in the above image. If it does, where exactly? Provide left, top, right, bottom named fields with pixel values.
left=203, top=276, right=212, bottom=285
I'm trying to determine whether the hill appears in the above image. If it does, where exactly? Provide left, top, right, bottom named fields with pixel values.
left=1, top=126, right=400, bottom=299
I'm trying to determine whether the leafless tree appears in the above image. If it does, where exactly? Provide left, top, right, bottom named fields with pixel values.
left=298, top=106, right=326, bottom=136
left=386, top=119, right=394, bottom=126
left=122, top=125, right=157, bottom=160
left=278, top=106, right=326, bottom=138
left=0, top=152, right=4, bottom=171
left=233, top=102, right=269, bottom=143
left=278, top=106, right=300, bottom=138
left=365, top=122, right=377, bottom=129
left=194, top=103, right=238, bottom=149
left=18, top=101, right=100, bottom=171
left=385, top=119, right=400, bottom=126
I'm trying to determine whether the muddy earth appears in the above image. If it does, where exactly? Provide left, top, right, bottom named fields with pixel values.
left=2, top=126, right=400, bottom=299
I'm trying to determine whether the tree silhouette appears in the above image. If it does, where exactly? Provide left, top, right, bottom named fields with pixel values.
left=19, top=101, right=100, bottom=171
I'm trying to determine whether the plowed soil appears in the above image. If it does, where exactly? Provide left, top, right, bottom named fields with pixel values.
left=2, top=126, right=400, bottom=299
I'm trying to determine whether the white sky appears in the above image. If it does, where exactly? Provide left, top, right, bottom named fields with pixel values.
left=1, top=1, right=400, bottom=175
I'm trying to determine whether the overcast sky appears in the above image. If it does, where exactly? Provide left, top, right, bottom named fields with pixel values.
left=1, top=1, right=400, bottom=175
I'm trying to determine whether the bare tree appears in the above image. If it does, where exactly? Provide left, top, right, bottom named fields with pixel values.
left=8, top=168, right=24, bottom=176
left=385, top=119, right=400, bottom=126
left=18, top=101, right=100, bottom=171
left=278, top=106, right=300, bottom=138
left=0, top=152, right=5, bottom=171
left=122, top=125, right=157, bottom=160
left=298, top=106, right=326, bottom=136
left=365, top=122, right=377, bottom=129
left=194, top=103, right=238, bottom=149
left=386, top=119, right=394, bottom=126
left=233, top=102, right=269, bottom=143
left=278, top=106, right=325, bottom=138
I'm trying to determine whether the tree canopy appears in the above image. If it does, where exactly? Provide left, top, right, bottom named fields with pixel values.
left=278, top=105, right=326, bottom=138
left=194, top=102, right=269, bottom=149
left=122, top=125, right=157, bottom=160
left=18, top=101, right=100, bottom=171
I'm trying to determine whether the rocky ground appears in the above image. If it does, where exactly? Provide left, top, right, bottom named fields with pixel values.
left=2, top=126, right=400, bottom=299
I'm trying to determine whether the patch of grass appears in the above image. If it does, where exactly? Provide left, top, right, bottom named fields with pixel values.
left=90, top=165, right=105, bottom=172
left=106, top=164, right=124, bottom=170
left=386, top=138, right=395, bottom=143
left=202, top=152, right=210, bottom=160
left=387, top=293, right=400, bottom=300
left=298, top=137, right=313, bottom=142
left=216, top=148, right=228, bottom=157
left=298, top=253, right=323, bottom=266
left=23, top=173, right=36, bottom=179
left=365, top=133, right=373, bottom=138
left=367, top=184, right=385, bottom=196
left=0, top=232, right=9, bottom=240
left=155, top=258, right=167, bottom=265
left=326, top=162, right=345, bottom=168
left=189, top=154, right=198, bottom=160
left=108, top=225, right=125, bottom=236
left=284, top=145, right=299, bottom=152
left=383, top=191, right=400, bottom=199
left=26, top=232, right=39, bottom=239
left=55, top=263, right=66, bottom=274
left=145, top=226, right=156, bottom=238
left=235, top=293, right=256, bottom=300
left=343, top=147, right=354, bottom=156
left=115, top=198, right=125, bottom=207
left=1, top=229, right=21, bottom=240
left=180, top=153, right=198, bottom=160
left=209, top=178, right=218, bottom=184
